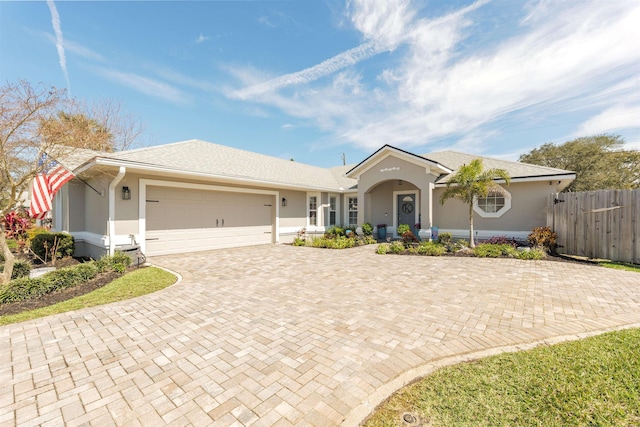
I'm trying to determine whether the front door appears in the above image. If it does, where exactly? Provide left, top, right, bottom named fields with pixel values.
left=397, top=194, right=415, bottom=234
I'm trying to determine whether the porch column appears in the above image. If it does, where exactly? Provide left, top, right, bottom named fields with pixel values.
left=418, top=181, right=433, bottom=229
left=357, top=186, right=365, bottom=225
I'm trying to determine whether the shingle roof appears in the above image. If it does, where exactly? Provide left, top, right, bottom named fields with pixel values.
left=423, top=150, right=574, bottom=183
left=56, top=147, right=108, bottom=170
left=102, top=139, right=355, bottom=190
left=67, top=141, right=574, bottom=191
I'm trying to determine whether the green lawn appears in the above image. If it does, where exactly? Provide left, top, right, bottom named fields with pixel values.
left=0, top=267, right=176, bottom=326
left=599, top=261, right=640, bottom=273
left=365, top=328, right=640, bottom=427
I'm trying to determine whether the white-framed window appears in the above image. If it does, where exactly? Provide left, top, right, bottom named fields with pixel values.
left=348, top=196, right=358, bottom=226
left=309, top=195, right=318, bottom=226
left=328, top=195, right=337, bottom=226
left=474, top=188, right=511, bottom=218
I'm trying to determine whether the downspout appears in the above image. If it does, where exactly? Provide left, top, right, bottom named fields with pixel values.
left=108, top=167, right=126, bottom=255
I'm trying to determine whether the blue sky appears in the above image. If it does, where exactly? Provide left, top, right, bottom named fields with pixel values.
left=1, top=0, right=639, bottom=167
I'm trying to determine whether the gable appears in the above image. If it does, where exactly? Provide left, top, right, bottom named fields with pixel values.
left=346, top=145, right=451, bottom=179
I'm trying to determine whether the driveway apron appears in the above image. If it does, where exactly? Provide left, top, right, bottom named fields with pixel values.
left=1, top=244, right=640, bottom=426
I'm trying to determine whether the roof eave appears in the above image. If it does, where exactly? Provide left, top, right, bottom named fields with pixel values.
left=434, top=173, right=577, bottom=187
left=78, top=157, right=345, bottom=192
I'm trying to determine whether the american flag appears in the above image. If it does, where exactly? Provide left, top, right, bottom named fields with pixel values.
left=29, top=160, right=75, bottom=219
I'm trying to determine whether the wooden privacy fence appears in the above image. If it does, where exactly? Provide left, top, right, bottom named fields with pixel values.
left=547, top=189, right=639, bottom=264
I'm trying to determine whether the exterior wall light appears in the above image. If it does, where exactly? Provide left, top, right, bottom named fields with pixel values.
left=281, top=197, right=287, bottom=207
left=122, top=186, right=131, bottom=200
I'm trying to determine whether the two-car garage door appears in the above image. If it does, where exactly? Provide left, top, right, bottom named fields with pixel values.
left=145, top=185, right=274, bottom=256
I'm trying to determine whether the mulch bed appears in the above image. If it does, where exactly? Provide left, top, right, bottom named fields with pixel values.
left=0, top=255, right=142, bottom=316
left=0, top=270, right=124, bottom=316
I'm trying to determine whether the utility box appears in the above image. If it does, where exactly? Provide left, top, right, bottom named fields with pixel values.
left=115, top=244, right=146, bottom=266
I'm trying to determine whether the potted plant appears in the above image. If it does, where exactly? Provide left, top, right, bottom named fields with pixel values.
left=376, top=223, right=387, bottom=240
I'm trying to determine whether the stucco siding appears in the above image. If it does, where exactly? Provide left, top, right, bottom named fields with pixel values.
left=358, top=155, right=431, bottom=193
left=432, top=181, right=554, bottom=233
left=84, top=176, right=109, bottom=236
left=278, top=190, right=306, bottom=229
left=67, top=181, right=85, bottom=232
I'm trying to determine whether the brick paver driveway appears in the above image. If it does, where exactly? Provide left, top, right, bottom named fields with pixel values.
left=2, top=244, right=640, bottom=426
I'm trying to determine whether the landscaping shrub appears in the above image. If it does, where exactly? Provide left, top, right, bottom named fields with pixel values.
left=95, top=251, right=132, bottom=273
left=2, top=210, right=32, bottom=244
left=30, top=232, right=75, bottom=261
left=330, top=236, right=355, bottom=249
left=401, top=230, right=419, bottom=245
left=438, top=232, right=453, bottom=245
left=397, top=224, right=411, bottom=235
left=474, top=243, right=517, bottom=258
left=360, top=236, right=377, bottom=245
left=528, top=226, right=558, bottom=253
left=376, top=243, right=391, bottom=254
left=292, top=237, right=306, bottom=246
left=11, top=261, right=31, bottom=279
left=0, top=267, right=81, bottom=304
left=26, top=226, right=50, bottom=241
left=0, top=260, right=32, bottom=280
left=361, top=223, right=373, bottom=236
left=517, top=247, right=547, bottom=260
left=486, top=235, right=519, bottom=248
left=389, top=241, right=405, bottom=254
left=324, top=226, right=345, bottom=238
left=0, top=254, right=127, bottom=304
left=417, top=241, right=446, bottom=256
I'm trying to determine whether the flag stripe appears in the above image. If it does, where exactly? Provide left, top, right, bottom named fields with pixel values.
left=29, top=174, right=52, bottom=218
left=48, top=165, right=75, bottom=196
left=28, top=161, right=75, bottom=219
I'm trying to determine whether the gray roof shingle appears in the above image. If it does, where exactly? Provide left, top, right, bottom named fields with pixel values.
left=423, top=150, right=574, bottom=183
left=67, top=141, right=574, bottom=191
left=105, top=139, right=354, bottom=190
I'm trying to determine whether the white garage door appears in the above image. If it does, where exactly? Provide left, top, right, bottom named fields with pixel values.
left=145, top=186, right=274, bottom=256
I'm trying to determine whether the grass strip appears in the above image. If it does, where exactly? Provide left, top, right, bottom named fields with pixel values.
left=599, top=262, right=640, bottom=273
left=0, top=267, right=176, bottom=326
left=365, top=328, right=640, bottom=427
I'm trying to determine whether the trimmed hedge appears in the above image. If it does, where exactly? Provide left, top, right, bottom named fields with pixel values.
left=30, top=232, right=75, bottom=261
left=0, top=260, right=32, bottom=280
left=0, top=253, right=131, bottom=304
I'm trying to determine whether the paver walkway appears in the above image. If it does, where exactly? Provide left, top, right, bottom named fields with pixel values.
left=1, top=244, right=640, bottom=426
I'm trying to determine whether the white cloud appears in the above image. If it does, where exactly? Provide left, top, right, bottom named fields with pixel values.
left=94, top=67, right=191, bottom=105
left=152, top=67, right=218, bottom=93
left=230, top=0, right=418, bottom=100
left=229, top=41, right=381, bottom=100
left=46, top=0, right=70, bottom=93
left=225, top=0, right=640, bottom=153
left=347, top=0, right=416, bottom=50
left=576, top=104, right=640, bottom=136
left=44, top=33, right=106, bottom=62
left=195, top=33, right=209, bottom=44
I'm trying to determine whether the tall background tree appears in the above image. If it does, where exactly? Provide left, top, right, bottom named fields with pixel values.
left=439, top=159, right=510, bottom=248
left=0, top=79, right=143, bottom=283
left=519, top=135, right=639, bottom=192
left=40, top=99, right=143, bottom=152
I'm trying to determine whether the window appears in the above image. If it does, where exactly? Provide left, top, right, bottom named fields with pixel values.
left=473, top=188, right=511, bottom=218
left=477, top=192, right=504, bottom=213
left=348, top=196, right=358, bottom=226
left=309, top=196, right=317, bottom=226
left=329, top=196, right=337, bottom=226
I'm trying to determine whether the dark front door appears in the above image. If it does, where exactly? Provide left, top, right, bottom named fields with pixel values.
left=397, top=194, right=415, bottom=234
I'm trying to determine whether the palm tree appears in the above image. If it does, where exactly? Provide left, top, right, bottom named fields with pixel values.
left=439, top=159, right=510, bottom=248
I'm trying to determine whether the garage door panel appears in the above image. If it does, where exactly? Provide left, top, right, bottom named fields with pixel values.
left=145, top=185, right=274, bottom=256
